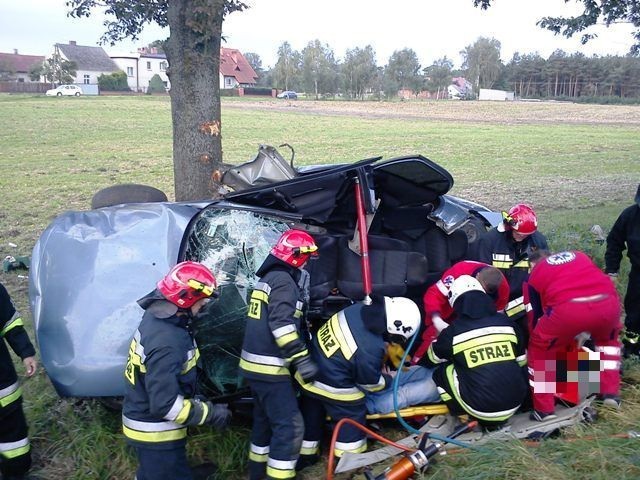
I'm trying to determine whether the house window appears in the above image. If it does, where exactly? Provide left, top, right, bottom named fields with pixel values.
left=83, top=74, right=90, bottom=84
left=147, top=61, right=152, bottom=70
left=160, top=61, right=167, bottom=72
left=127, top=67, right=134, bottom=77
left=225, top=77, right=234, bottom=87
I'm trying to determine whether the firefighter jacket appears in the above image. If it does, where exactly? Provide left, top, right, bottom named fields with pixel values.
left=0, top=283, right=35, bottom=416
left=421, top=291, right=528, bottom=423
left=239, top=256, right=309, bottom=383
left=424, top=260, right=509, bottom=321
left=605, top=204, right=640, bottom=273
left=526, top=251, right=619, bottom=329
left=473, top=228, right=548, bottom=319
left=122, top=299, right=206, bottom=449
left=297, top=302, right=388, bottom=405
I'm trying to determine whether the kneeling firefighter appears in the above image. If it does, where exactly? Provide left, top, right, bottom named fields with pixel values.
left=296, top=296, right=421, bottom=468
left=419, top=275, right=528, bottom=428
left=122, top=261, right=232, bottom=480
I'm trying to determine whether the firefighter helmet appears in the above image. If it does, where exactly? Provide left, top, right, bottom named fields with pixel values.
left=157, top=261, right=217, bottom=308
left=448, top=275, right=485, bottom=307
left=500, top=203, right=538, bottom=235
left=271, top=229, right=318, bottom=267
left=384, top=297, right=420, bottom=339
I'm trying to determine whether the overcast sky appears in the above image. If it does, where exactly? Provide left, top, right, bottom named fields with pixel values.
left=1, top=0, right=636, bottom=68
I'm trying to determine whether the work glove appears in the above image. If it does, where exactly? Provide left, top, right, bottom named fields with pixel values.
left=292, top=355, right=319, bottom=383
left=184, top=398, right=231, bottom=429
left=205, top=403, right=232, bottom=430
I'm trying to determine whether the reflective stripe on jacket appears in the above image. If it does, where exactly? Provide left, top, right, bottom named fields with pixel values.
left=424, top=311, right=528, bottom=422
left=298, top=304, right=387, bottom=405
left=240, top=266, right=307, bottom=382
left=472, top=228, right=548, bottom=318
left=1, top=283, right=35, bottom=412
left=122, top=308, right=200, bottom=448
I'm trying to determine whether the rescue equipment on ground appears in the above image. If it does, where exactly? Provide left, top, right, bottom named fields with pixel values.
left=363, top=421, right=478, bottom=480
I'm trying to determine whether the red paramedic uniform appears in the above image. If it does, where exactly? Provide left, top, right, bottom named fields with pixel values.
left=525, top=251, right=622, bottom=414
left=412, top=261, right=509, bottom=363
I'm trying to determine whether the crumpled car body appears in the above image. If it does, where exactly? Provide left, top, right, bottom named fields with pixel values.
left=29, top=153, right=498, bottom=400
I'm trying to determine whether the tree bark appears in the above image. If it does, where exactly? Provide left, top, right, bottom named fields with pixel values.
left=165, top=0, right=225, bottom=201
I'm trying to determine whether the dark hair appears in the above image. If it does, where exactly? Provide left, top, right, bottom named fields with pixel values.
left=475, top=267, right=503, bottom=297
left=528, top=249, right=551, bottom=264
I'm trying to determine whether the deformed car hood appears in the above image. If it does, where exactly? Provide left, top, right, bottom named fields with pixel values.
left=29, top=202, right=203, bottom=397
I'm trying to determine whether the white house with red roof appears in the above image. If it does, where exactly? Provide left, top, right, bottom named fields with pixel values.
left=110, top=46, right=257, bottom=93
left=219, top=47, right=258, bottom=89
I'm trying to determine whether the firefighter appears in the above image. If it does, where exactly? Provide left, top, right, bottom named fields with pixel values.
left=122, top=261, right=232, bottom=480
left=0, top=282, right=37, bottom=480
left=296, top=296, right=421, bottom=468
left=471, top=203, right=548, bottom=342
left=605, top=184, right=640, bottom=357
left=238, top=229, right=319, bottom=480
left=419, top=275, right=528, bottom=428
left=411, top=260, right=509, bottom=364
left=525, top=250, right=622, bottom=420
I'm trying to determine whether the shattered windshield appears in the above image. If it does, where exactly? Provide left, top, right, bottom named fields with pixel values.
left=182, top=207, right=291, bottom=396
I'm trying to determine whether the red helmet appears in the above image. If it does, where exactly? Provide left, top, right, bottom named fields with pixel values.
left=157, top=261, right=217, bottom=308
left=501, top=204, right=538, bottom=235
left=271, top=229, right=318, bottom=267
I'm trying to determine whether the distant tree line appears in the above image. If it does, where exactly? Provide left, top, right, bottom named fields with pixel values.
left=242, top=37, right=640, bottom=102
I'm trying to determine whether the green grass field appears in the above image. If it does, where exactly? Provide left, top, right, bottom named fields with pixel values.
left=1, top=94, right=639, bottom=479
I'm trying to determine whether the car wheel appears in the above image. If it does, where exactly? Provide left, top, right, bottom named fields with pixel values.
left=461, top=217, right=488, bottom=244
left=75, top=92, right=81, bottom=96
left=91, top=184, right=168, bottom=209
left=56, top=92, right=62, bottom=96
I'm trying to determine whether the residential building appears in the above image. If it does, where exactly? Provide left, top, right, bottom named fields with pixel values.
left=110, top=47, right=169, bottom=93
left=0, top=50, right=45, bottom=82
left=448, top=77, right=473, bottom=99
left=219, top=47, right=258, bottom=89
left=54, top=41, right=120, bottom=90
left=110, top=46, right=257, bottom=93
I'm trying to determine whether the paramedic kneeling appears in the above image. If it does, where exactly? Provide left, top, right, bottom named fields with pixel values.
left=525, top=250, right=622, bottom=421
left=418, top=275, right=528, bottom=429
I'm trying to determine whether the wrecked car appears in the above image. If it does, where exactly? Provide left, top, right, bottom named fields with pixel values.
left=29, top=146, right=500, bottom=402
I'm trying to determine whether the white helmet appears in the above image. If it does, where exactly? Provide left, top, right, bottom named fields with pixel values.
left=448, top=275, right=485, bottom=307
left=384, top=297, right=420, bottom=339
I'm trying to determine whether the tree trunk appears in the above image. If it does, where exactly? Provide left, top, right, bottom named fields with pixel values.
left=165, top=0, right=225, bottom=201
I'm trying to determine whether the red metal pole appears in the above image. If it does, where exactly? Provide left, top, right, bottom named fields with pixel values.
left=354, top=177, right=372, bottom=304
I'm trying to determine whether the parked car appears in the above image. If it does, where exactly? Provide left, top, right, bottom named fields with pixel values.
left=45, top=85, right=83, bottom=96
left=29, top=146, right=499, bottom=404
left=277, top=90, right=298, bottom=99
